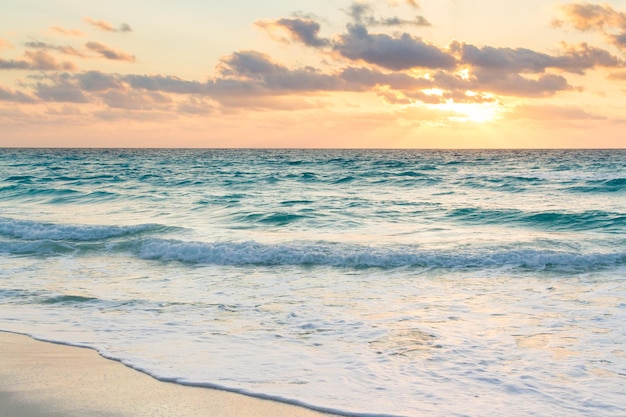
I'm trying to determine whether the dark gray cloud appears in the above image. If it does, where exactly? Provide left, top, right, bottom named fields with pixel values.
left=451, top=41, right=623, bottom=75
left=256, top=18, right=329, bottom=47
left=216, top=51, right=342, bottom=92
left=335, top=24, right=455, bottom=70
left=77, top=71, right=124, bottom=91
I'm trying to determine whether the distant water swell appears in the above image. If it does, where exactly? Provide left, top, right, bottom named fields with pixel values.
left=1, top=217, right=623, bottom=271
left=448, top=207, right=626, bottom=231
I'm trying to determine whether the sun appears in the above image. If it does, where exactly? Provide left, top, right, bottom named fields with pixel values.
left=436, top=100, right=502, bottom=123
left=418, top=89, right=502, bottom=123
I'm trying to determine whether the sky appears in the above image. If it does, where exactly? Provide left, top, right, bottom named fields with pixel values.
left=1, top=0, right=626, bottom=148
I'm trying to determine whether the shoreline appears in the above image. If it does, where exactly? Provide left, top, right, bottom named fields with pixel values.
left=0, top=331, right=341, bottom=417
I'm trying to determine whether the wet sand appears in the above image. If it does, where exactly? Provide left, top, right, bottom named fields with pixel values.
left=0, top=331, right=340, bottom=417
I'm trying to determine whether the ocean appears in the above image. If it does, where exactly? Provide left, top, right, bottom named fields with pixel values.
left=0, top=148, right=624, bottom=417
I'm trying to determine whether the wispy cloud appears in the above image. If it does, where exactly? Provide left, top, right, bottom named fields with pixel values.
left=23, top=40, right=136, bottom=62
left=85, top=42, right=135, bottom=61
left=24, top=41, right=86, bottom=57
left=84, top=17, right=132, bottom=33
left=50, top=26, right=85, bottom=37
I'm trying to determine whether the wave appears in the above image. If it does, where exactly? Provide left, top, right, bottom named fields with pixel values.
left=133, top=239, right=625, bottom=270
left=0, top=217, right=172, bottom=241
left=2, top=234, right=622, bottom=271
left=568, top=177, right=626, bottom=193
left=1, top=215, right=624, bottom=271
left=448, top=208, right=626, bottom=232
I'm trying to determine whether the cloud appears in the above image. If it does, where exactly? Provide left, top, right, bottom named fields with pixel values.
left=77, top=71, right=124, bottom=91
left=335, top=24, right=455, bottom=70
left=84, top=17, right=132, bottom=33
left=0, top=84, right=38, bottom=103
left=34, top=74, right=90, bottom=102
left=0, top=50, right=76, bottom=71
left=608, top=70, right=626, bottom=80
left=50, top=26, right=85, bottom=37
left=555, top=3, right=626, bottom=32
left=24, top=41, right=86, bottom=57
left=256, top=18, right=330, bottom=47
left=215, top=50, right=344, bottom=93
left=177, top=97, right=217, bottom=115
left=346, top=1, right=430, bottom=27
left=98, top=89, right=172, bottom=110
left=555, top=2, right=626, bottom=50
left=85, top=42, right=135, bottom=62
left=339, top=66, right=431, bottom=90
left=451, top=41, right=623, bottom=75
left=472, top=72, right=571, bottom=97
left=24, top=41, right=137, bottom=62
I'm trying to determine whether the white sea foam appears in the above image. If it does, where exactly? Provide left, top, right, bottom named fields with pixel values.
left=0, top=217, right=165, bottom=241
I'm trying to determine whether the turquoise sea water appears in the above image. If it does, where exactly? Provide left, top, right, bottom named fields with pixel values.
left=0, top=149, right=625, bottom=416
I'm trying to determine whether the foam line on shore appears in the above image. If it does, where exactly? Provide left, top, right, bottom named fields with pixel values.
left=0, top=330, right=405, bottom=417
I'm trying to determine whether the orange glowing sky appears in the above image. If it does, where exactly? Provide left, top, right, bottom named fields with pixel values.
left=1, top=0, right=626, bottom=148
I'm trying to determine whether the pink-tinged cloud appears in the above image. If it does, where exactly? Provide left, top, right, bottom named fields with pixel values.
left=555, top=2, right=626, bottom=49
left=84, top=17, right=132, bottom=33
left=0, top=84, right=38, bottom=103
left=555, top=3, right=626, bottom=32
left=85, top=42, right=135, bottom=62
left=0, top=50, right=76, bottom=71
left=50, top=26, right=85, bottom=37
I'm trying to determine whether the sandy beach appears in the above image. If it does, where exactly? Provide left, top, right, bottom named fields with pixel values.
left=0, top=331, right=340, bottom=417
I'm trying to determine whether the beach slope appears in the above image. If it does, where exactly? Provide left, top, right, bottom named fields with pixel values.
left=0, top=332, right=339, bottom=417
